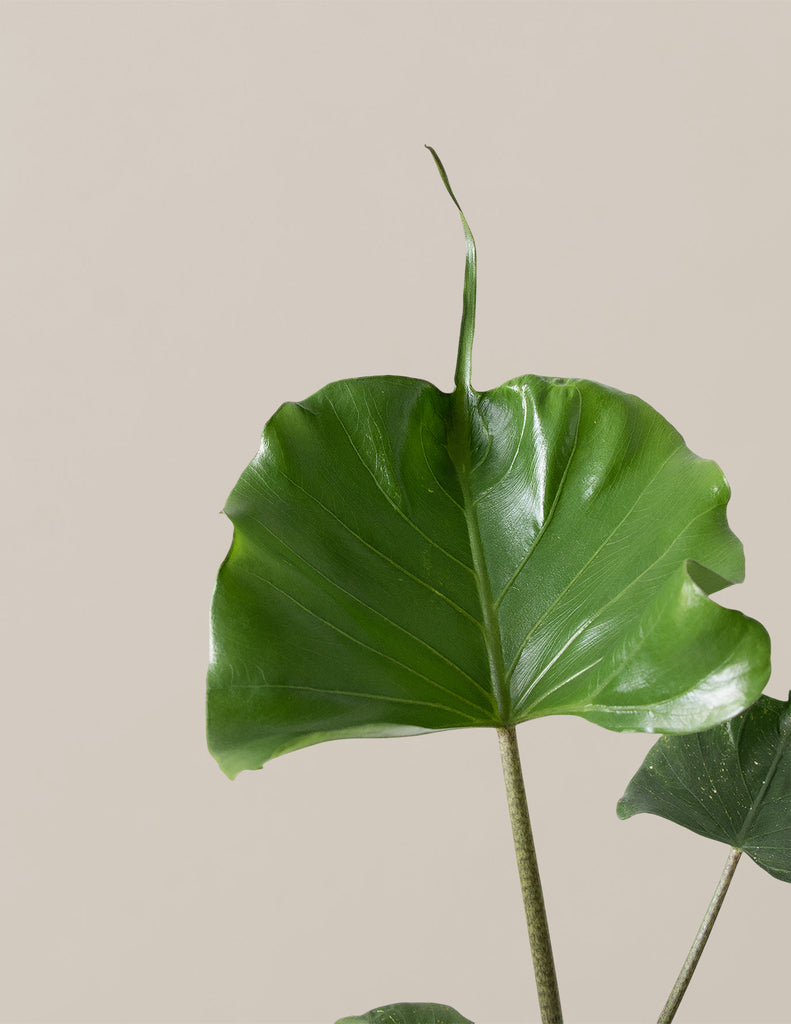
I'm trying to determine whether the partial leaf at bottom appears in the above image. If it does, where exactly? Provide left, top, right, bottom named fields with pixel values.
left=334, top=1002, right=475, bottom=1024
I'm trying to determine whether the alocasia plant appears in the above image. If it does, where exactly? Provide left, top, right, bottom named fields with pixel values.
left=207, top=149, right=775, bottom=1023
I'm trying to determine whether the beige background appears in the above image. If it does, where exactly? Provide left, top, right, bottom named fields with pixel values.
left=3, top=3, right=790, bottom=1022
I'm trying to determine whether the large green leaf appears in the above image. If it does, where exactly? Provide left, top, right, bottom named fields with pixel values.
left=617, top=694, right=791, bottom=882
left=207, top=150, right=770, bottom=778
left=335, top=1003, right=474, bottom=1024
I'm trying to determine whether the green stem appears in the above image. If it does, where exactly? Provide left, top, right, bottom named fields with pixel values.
left=658, top=847, right=742, bottom=1024
left=430, top=145, right=559, bottom=1020
left=497, top=726, right=563, bottom=1024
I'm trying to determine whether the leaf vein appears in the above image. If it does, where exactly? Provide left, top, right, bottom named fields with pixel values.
left=506, top=442, right=685, bottom=683
left=495, top=396, right=582, bottom=608
left=251, top=572, right=481, bottom=721
left=419, top=418, right=465, bottom=511
left=245, top=512, right=491, bottom=705
left=248, top=462, right=484, bottom=630
left=326, top=394, right=476, bottom=575
left=231, top=681, right=477, bottom=718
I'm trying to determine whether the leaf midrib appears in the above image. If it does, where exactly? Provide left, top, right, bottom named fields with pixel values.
left=734, top=719, right=790, bottom=849
left=449, top=388, right=510, bottom=723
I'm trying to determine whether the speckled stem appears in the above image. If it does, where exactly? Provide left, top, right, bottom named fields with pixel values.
left=658, top=847, right=742, bottom=1024
left=497, top=726, right=563, bottom=1024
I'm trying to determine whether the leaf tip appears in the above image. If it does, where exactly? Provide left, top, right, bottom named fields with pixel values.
left=615, top=795, right=633, bottom=821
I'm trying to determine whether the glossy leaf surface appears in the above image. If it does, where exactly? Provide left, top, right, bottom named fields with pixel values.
left=335, top=1003, right=474, bottom=1024
left=617, top=694, right=791, bottom=882
left=208, top=372, right=769, bottom=777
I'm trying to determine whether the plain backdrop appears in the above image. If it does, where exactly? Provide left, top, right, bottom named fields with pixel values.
left=3, top=3, right=790, bottom=1023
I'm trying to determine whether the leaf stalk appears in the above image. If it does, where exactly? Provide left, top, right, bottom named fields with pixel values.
left=497, top=726, right=563, bottom=1023
left=657, top=847, right=742, bottom=1024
